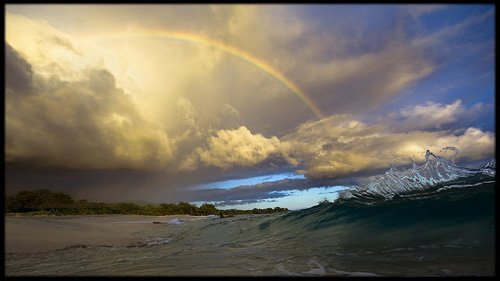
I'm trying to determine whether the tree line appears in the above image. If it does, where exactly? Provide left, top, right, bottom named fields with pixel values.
left=5, top=189, right=288, bottom=216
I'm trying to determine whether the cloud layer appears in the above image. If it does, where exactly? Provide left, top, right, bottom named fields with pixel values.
left=184, top=113, right=494, bottom=180
left=5, top=5, right=495, bottom=204
left=283, top=116, right=494, bottom=179
left=6, top=43, right=173, bottom=170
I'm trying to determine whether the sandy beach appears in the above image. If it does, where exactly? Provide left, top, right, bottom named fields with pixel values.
left=5, top=214, right=205, bottom=253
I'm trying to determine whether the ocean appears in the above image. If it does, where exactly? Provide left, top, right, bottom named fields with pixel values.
left=5, top=152, right=495, bottom=276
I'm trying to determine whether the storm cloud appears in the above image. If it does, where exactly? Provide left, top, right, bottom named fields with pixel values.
left=5, top=43, right=174, bottom=170
left=5, top=5, right=495, bottom=206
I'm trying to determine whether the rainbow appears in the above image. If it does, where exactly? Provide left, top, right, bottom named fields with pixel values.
left=94, top=28, right=324, bottom=120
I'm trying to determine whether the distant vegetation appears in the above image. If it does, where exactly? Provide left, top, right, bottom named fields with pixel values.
left=5, top=189, right=288, bottom=216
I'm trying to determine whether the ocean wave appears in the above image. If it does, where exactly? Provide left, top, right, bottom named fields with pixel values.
left=338, top=149, right=494, bottom=201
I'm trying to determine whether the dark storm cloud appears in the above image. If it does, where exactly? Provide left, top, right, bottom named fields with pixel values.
left=188, top=178, right=311, bottom=201
left=5, top=43, right=34, bottom=95
left=5, top=44, right=174, bottom=170
left=213, top=199, right=278, bottom=207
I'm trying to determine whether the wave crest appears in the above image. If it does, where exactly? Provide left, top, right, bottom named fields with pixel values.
left=339, top=150, right=493, bottom=200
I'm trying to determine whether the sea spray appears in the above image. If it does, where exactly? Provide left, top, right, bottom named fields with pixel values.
left=338, top=149, right=488, bottom=200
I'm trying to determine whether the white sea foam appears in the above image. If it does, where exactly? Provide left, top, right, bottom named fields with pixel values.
left=302, top=258, right=326, bottom=276
left=480, top=160, right=495, bottom=177
left=329, top=267, right=381, bottom=276
left=274, top=263, right=302, bottom=276
left=145, top=238, right=171, bottom=246
left=168, top=218, right=184, bottom=225
left=437, top=181, right=495, bottom=192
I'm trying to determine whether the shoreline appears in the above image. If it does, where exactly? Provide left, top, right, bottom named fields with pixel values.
left=5, top=212, right=215, bottom=217
left=5, top=214, right=210, bottom=253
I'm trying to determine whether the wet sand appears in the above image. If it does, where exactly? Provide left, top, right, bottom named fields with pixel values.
left=5, top=215, right=205, bottom=253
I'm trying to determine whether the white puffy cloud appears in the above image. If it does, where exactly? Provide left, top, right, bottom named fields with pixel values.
left=383, top=99, right=486, bottom=131
left=404, top=100, right=463, bottom=119
left=400, top=99, right=465, bottom=128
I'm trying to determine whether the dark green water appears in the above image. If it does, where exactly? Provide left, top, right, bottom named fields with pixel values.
left=260, top=174, right=495, bottom=276
left=5, top=174, right=495, bottom=276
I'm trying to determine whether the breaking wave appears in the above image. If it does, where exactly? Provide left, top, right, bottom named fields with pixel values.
left=338, top=149, right=495, bottom=201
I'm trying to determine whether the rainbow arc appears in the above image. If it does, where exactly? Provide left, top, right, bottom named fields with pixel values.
left=95, top=28, right=324, bottom=120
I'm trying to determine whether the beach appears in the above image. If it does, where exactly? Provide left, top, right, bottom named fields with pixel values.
left=4, top=182, right=495, bottom=277
left=5, top=214, right=205, bottom=253
left=4, top=172, right=496, bottom=276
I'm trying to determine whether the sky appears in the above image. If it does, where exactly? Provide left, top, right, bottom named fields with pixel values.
left=5, top=4, right=495, bottom=210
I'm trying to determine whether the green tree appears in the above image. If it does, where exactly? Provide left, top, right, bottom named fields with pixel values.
left=139, top=204, right=162, bottom=216
left=160, top=203, right=179, bottom=215
left=177, top=202, right=197, bottom=215
left=198, top=203, right=218, bottom=215
left=115, top=202, right=140, bottom=214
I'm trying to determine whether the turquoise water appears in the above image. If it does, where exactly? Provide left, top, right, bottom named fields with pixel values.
left=5, top=155, right=496, bottom=276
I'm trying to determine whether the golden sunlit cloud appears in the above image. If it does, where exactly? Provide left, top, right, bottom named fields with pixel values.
left=282, top=115, right=495, bottom=179
left=194, top=126, right=284, bottom=169
left=90, top=27, right=325, bottom=120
